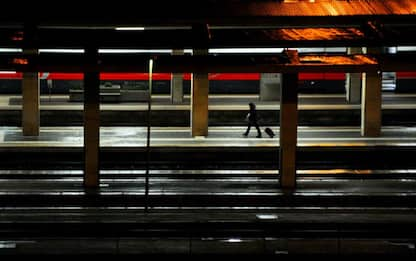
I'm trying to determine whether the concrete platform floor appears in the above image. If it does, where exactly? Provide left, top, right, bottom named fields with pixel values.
left=0, top=126, right=416, bottom=147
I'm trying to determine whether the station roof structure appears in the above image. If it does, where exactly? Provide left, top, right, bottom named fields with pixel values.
left=1, top=0, right=415, bottom=26
left=0, top=0, right=415, bottom=72
left=0, top=0, right=415, bottom=47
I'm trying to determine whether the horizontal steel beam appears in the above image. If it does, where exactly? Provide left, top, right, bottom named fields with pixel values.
left=0, top=53, right=380, bottom=73
left=2, top=24, right=416, bottom=49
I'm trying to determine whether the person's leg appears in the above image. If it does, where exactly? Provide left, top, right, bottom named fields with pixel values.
left=255, top=122, right=262, bottom=138
left=244, top=123, right=252, bottom=136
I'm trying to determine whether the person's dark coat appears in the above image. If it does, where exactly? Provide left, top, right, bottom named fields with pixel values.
left=247, top=103, right=258, bottom=123
left=244, top=102, right=262, bottom=138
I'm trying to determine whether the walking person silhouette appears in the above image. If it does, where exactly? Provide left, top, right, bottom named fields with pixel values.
left=243, top=102, right=262, bottom=138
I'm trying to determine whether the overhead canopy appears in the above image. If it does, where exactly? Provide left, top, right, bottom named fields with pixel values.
left=1, top=0, right=416, bottom=26
left=0, top=1, right=415, bottom=49
left=0, top=1, right=415, bottom=72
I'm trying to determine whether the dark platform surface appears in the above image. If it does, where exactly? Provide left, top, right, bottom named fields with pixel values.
left=1, top=93, right=416, bottom=126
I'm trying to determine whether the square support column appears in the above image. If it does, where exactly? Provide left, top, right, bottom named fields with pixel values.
left=279, top=73, right=298, bottom=189
left=191, top=49, right=209, bottom=137
left=22, top=71, right=40, bottom=136
left=361, top=47, right=382, bottom=137
left=345, top=47, right=363, bottom=104
left=191, top=72, right=209, bottom=137
left=361, top=71, right=382, bottom=137
left=22, top=25, right=40, bottom=136
left=171, top=49, right=184, bottom=104
left=84, top=48, right=100, bottom=188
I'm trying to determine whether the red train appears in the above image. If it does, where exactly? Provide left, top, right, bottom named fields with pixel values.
left=0, top=72, right=346, bottom=81
left=0, top=72, right=415, bottom=93
left=0, top=72, right=414, bottom=81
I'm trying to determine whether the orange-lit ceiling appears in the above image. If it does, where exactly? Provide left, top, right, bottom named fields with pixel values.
left=271, top=28, right=365, bottom=41
left=249, top=0, right=416, bottom=16
left=1, top=1, right=416, bottom=25
left=299, top=54, right=378, bottom=66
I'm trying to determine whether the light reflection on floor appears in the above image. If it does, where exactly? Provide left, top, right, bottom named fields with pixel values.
left=0, top=126, right=416, bottom=147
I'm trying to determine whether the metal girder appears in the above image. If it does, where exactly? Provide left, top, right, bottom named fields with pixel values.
left=0, top=52, right=379, bottom=73
left=1, top=26, right=414, bottom=49
left=3, top=23, right=416, bottom=49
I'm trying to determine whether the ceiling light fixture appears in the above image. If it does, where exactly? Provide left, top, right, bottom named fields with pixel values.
left=115, top=27, right=145, bottom=31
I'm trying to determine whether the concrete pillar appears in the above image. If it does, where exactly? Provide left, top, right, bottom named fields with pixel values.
left=22, top=24, right=40, bottom=136
left=279, top=73, right=298, bottom=189
left=84, top=47, right=100, bottom=188
left=22, top=70, right=40, bottom=136
left=191, top=24, right=210, bottom=137
left=21, top=45, right=40, bottom=136
left=345, top=47, right=363, bottom=104
left=191, top=48, right=209, bottom=137
left=361, top=71, right=382, bottom=137
left=191, top=72, right=209, bottom=136
left=260, top=73, right=281, bottom=101
left=171, top=49, right=184, bottom=103
left=361, top=47, right=382, bottom=137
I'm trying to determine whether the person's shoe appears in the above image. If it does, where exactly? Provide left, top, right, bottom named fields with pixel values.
left=256, top=135, right=262, bottom=138
left=243, top=133, right=248, bottom=137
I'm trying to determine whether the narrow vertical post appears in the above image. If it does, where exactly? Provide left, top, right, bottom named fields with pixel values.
left=145, top=59, right=153, bottom=212
left=279, top=73, right=298, bottom=189
left=47, top=79, right=53, bottom=102
left=83, top=46, right=100, bottom=188
left=171, top=49, right=184, bottom=104
left=345, top=47, right=363, bottom=104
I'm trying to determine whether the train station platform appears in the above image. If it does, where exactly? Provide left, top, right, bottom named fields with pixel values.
left=1, top=93, right=416, bottom=127
left=0, top=125, right=415, bottom=148
left=1, top=126, right=416, bottom=255
left=0, top=125, right=415, bottom=171
left=1, top=97, right=416, bottom=255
